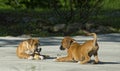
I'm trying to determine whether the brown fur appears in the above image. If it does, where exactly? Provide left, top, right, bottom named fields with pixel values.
left=16, top=38, right=40, bottom=59
left=56, top=33, right=99, bottom=64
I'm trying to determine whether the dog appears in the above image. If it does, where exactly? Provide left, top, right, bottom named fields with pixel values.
left=55, top=33, right=99, bottom=64
left=16, top=38, right=41, bottom=59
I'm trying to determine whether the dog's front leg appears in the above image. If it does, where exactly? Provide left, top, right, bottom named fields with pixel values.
left=55, top=56, right=73, bottom=62
left=19, top=53, right=33, bottom=59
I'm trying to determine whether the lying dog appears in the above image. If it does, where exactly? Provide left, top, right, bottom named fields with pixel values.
left=16, top=38, right=43, bottom=59
left=55, top=33, right=99, bottom=64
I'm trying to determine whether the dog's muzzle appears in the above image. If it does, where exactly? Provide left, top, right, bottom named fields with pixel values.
left=60, top=45, right=65, bottom=50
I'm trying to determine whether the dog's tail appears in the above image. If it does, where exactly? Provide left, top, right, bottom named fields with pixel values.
left=87, top=33, right=97, bottom=45
left=84, top=31, right=97, bottom=45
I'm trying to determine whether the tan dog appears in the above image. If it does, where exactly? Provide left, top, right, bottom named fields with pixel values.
left=55, top=33, right=99, bottom=64
left=16, top=38, right=41, bottom=59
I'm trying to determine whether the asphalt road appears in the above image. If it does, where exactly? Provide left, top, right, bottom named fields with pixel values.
left=0, top=33, right=120, bottom=71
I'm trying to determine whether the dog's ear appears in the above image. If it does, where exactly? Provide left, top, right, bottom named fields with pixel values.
left=70, top=38, right=75, bottom=44
left=66, top=37, right=75, bottom=49
left=38, top=48, right=42, bottom=52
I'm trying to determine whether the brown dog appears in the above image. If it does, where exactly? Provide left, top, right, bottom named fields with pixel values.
left=55, top=33, right=99, bottom=64
left=16, top=38, right=41, bottom=59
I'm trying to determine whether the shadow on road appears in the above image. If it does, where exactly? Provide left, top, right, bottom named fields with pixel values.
left=98, top=61, right=120, bottom=64
left=0, top=37, right=62, bottom=48
left=88, top=60, right=120, bottom=65
left=98, top=34, right=120, bottom=42
left=0, top=39, right=22, bottom=47
left=0, top=33, right=119, bottom=48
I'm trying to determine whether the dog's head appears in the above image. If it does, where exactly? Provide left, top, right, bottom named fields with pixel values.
left=26, top=38, right=40, bottom=54
left=34, top=48, right=42, bottom=55
left=60, top=36, right=75, bottom=50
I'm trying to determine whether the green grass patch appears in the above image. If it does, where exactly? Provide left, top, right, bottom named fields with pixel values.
left=102, top=0, right=120, bottom=10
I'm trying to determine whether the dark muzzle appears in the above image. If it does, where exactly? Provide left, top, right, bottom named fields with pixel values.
left=60, top=45, right=65, bottom=50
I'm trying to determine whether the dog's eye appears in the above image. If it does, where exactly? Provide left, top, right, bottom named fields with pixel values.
left=35, top=43, right=38, bottom=46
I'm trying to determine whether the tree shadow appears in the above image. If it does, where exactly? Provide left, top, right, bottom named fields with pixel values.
left=76, top=33, right=120, bottom=43
left=0, top=37, right=62, bottom=48
left=0, top=39, right=22, bottom=47
left=40, top=37, right=62, bottom=46
left=0, top=33, right=120, bottom=48
left=98, top=34, right=120, bottom=42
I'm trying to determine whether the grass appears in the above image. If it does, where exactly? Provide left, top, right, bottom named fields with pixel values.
left=91, top=0, right=120, bottom=32
left=102, top=0, right=120, bottom=10
left=0, top=0, right=120, bottom=36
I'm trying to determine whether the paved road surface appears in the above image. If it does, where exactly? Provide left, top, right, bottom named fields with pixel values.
left=0, top=33, right=120, bottom=71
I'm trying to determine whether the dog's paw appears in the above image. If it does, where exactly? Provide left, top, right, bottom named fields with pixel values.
left=56, top=57, right=60, bottom=59
left=28, top=56, right=33, bottom=60
left=53, top=59, right=58, bottom=62
left=77, top=61, right=85, bottom=64
left=39, top=56, right=44, bottom=60
left=53, top=57, right=60, bottom=62
left=77, top=61, right=81, bottom=64
left=91, top=61, right=99, bottom=64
